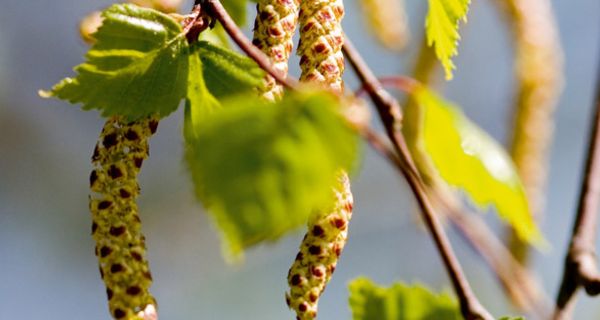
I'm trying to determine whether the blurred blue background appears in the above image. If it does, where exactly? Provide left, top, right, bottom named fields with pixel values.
left=1, top=0, right=599, bottom=319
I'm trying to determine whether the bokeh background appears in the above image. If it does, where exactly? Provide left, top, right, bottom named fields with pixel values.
left=1, top=0, right=600, bottom=319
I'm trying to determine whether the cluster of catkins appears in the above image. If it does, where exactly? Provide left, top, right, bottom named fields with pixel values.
left=84, top=0, right=353, bottom=317
left=251, top=0, right=354, bottom=318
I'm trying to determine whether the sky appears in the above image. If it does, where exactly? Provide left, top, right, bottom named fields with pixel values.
left=1, top=0, right=599, bottom=319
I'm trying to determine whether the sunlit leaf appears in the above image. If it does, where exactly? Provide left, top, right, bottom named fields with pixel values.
left=407, top=87, right=544, bottom=245
left=41, top=4, right=188, bottom=120
left=348, top=277, right=461, bottom=320
left=425, top=0, right=470, bottom=80
left=184, top=90, right=359, bottom=259
left=184, top=48, right=221, bottom=140
left=195, top=41, right=265, bottom=98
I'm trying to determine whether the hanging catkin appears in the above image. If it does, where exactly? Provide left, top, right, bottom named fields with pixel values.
left=499, top=0, right=563, bottom=262
left=286, top=0, right=353, bottom=318
left=286, top=174, right=353, bottom=319
left=358, top=0, right=409, bottom=51
left=296, top=0, right=345, bottom=92
left=90, top=116, right=159, bottom=320
left=251, top=0, right=300, bottom=101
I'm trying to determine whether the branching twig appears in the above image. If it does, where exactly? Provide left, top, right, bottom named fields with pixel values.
left=194, top=2, right=492, bottom=317
left=553, top=65, right=600, bottom=320
left=363, top=74, right=552, bottom=317
left=343, top=38, right=493, bottom=320
left=436, top=191, right=551, bottom=317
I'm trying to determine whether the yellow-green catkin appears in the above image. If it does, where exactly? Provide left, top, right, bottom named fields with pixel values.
left=297, top=0, right=345, bottom=93
left=500, top=0, right=563, bottom=262
left=286, top=3, right=351, bottom=317
left=505, top=0, right=563, bottom=220
left=90, top=116, right=159, bottom=320
left=251, top=0, right=300, bottom=101
left=286, top=174, right=353, bottom=319
left=358, top=0, right=409, bottom=51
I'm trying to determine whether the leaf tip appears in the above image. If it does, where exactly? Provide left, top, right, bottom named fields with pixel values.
left=38, top=89, right=53, bottom=99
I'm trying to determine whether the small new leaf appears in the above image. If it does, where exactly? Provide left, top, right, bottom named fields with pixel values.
left=194, top=41, right=266, bottom=98
left=41, top=4, right=188, bottom=120
left=348, top=277, right=461, bottom=320
left=408, top=87, right=544, bottom=245
left=184, top=91, right=359, bottom=259
left=425, top=0, right=470, bottom=80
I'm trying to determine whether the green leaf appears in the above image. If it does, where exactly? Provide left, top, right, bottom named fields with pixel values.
left=195, top=41, right=265, bottom=98
left=222, top=0, right=248, bottom=25
left=40, top=4, right=188, bottom=120
left=407, top=87, right=543, bottom=245
left=498, top=317, right=526, bottom=320
left=184, top=90, right=359, bottom=259
left=184, top=48, right=221, bottom=140
left=348, top=277, right=461, bottom=320
left=425, top=0, right=470, bottom=80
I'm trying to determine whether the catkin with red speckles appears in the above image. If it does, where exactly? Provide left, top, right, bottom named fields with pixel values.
left=251, top=0, right=300, bottom=101
left=297, top=0, right=345, bottom=93
left=89, top=116, right=159, bottom=320
left=286, top=174, right=353, bottom=319
left=285, top=0, right=350, bottom=318
left=358, top=0, right=409, bottom=51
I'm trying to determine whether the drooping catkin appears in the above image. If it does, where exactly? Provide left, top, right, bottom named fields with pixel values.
left=286, top=174, right=353, bottom=319
left=90, top=116, right=159, bottom=320
left=297, top=0, right=345, bottom=93
left=358, top=0, right=409, bottom=51
left=251, top=0, right=300, bottom=101
left=499, top=0, right=563, bottom=262
left=286, top=1, right=352, bottom=318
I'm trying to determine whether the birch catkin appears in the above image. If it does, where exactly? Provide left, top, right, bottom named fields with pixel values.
left=286, top=174, right=353, bottom=319
left=251, top=0, right=300, bottom=101
left=90, top=116, right=159, bottom=320
left=286, top=0, right=352, bottom=318
left=504, top=0, right=563, bottom=221
left=499, top=0, right=563, bottom=262
left=297, top=0, right=345, bottom=92
left=358, top=0, right=409, bottom=51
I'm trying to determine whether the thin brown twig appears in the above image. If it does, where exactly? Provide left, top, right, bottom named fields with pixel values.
left=195, top=1, right=491, bottom=317
left=435, top=191, right=551, bottom=317
left=343, top=38, right=493, bottom=320
left=354, top=76, right=418, bottom=98
left=182, top=3, right=211, bottom=43
left=553, top=65, right=600, bottom=320
left=375, top=74, right=552, bottom=318
left=377, top=75, right=553, bottom=318
left=198, top=0, right=299, bottom=89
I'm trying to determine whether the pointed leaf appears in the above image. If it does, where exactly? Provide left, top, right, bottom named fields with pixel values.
left=184, top=91, right=359, bottom=259
left=425, top=0, right=470, bottom=80
left=408, top=87, right=543, bottom=245
left=348, top=277, right=461, bottom=320
left=41, top=4, right=188, bottom=120
left=184, top=48, right=221, bottom=140
left=195, top=41, right=265, bottom=98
